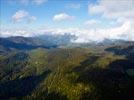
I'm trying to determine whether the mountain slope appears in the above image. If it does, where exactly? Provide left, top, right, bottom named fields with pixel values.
left=0, top=36, right=57, bottom=55
left=0, top=37, right=134, bottom=100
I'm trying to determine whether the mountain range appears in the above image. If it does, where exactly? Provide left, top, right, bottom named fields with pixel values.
left=0, top=36, right=134, bottom=100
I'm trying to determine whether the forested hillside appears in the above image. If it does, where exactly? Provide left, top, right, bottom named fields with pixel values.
left=0, top=40, right=134, bottom=100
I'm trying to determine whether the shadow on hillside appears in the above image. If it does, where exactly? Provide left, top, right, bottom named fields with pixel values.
left=73, top=55, right=99, bottom=73
left=73, top=55, right=134, bottom=100
left=108, top=56, right=134, bottom=70
left=0, top=70, right=51, bottom=99
left=105, top=44, right=134, bottom=56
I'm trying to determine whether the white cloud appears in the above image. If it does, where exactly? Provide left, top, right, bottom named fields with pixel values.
left=85, top=19, right=98, bottom=25
left=84, top=19, right=102, bottom=28
left=88, top=0, right=134, bottom=19
left=87, top=0, right=134, bottom=42
left=12, top=10, right=36, bottom=23
left=12, top=10, right=29, bottom=22
left=0, top=28, right=32, bottom=37
left=1, top=20, right=133, bottom=43
left=1, top=0, right=133, bottom=43
left=53, top=13, right=74, bottom=21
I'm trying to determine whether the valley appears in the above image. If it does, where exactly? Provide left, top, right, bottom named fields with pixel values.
left=0, top=37, right=133, bottom=100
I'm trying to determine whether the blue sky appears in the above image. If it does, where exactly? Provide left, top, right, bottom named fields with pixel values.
left=1, top=0, right=94, bottom=28
left=0, top=0, right=134, bottom=42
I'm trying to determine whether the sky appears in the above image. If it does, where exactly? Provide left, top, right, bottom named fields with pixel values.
left=0, top=0, right=134, bottom=42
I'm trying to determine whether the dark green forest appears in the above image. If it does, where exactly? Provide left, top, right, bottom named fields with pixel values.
left=0, top=37, right=134, bottom=100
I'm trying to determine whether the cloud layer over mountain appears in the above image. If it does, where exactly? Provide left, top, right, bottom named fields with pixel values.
left=1, top=0, right=134, bottom=43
